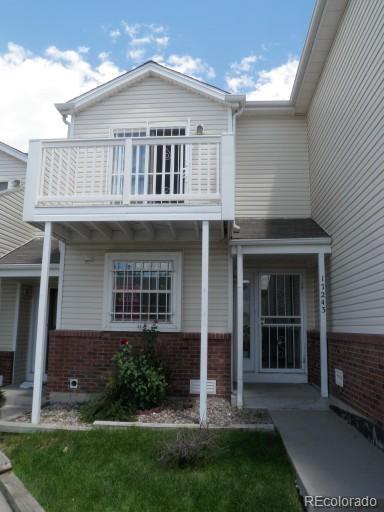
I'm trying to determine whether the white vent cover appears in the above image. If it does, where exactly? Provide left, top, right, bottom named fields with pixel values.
left=190, top=379, right=216, bottom=395
left=335, top=368, right=344, bottom=387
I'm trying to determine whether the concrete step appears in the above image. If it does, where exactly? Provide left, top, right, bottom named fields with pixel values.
left=3, top=388, right=33, bottom=407
left=2, top=386, right=47, bottom=410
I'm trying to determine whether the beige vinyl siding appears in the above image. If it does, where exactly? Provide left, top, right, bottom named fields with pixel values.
left=61, top=241, right=229, bottom=333
left=235, top=115, right=311, bottom=218
left=307, top=0, right=384, bottom=334
left=0, top=152, right=26, bottom=182
left=0, top=280, right=18, bottom=351
left=72, top=76, right=228, bottom=138
left=13, top=286, right=33, bottom=383
left=0, top=189, right=42, bottom=258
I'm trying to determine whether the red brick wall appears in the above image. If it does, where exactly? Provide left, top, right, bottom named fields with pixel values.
left=47, top=330, right=231, bottom=398
left=0, top=351, right=14, bottom=386
left=308, top=330, right=384, bottom=427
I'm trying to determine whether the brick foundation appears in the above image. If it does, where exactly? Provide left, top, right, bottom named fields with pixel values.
left=0, top=351, right=14, bottom=386
left=308, top=330, right=384, bottom=427
left=47, top=330, right=231, bottom=399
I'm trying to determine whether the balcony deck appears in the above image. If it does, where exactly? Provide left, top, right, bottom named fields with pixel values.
left=24, top=134, right=234, bottom=223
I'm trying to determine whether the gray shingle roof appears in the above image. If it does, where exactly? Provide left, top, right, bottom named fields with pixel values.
left=0, top=238, right=60, bottom=265
left=231, top=218, right=330, bottom=240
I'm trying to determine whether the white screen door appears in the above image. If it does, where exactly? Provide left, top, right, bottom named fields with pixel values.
left=259, top=273, right=303, bottom=371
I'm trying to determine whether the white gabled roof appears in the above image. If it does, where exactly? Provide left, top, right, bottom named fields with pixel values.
left=56, top=60, right=245, bottom=115
left=0, top=141, right=28, bottom=163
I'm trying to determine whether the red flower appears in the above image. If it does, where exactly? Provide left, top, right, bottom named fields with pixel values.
left=120, top=338, right=129, bottom=346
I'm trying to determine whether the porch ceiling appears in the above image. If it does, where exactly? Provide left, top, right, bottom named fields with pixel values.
left=49, top=220, right=226, bottom=243
left=231, top=218, right=330, bottom=240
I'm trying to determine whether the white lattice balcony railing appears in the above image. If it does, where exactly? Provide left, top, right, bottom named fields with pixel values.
left=34, top=135, right=223, bottom=206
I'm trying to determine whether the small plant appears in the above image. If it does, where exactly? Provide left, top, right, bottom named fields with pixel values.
left=157, top=428, right=220, bottom=468
left=80, top=377, right=135, bottom=422
left=81, top=322, right=167, bottom=422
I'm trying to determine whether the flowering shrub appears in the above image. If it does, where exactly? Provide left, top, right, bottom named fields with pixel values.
left=81, top=323, right=167, bottom=422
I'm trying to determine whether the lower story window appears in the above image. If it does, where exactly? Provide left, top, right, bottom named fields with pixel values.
left=104, top=253, right=182, bottom=331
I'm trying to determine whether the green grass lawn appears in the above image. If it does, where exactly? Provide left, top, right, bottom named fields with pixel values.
left=1, top=429, right=301, bottom=512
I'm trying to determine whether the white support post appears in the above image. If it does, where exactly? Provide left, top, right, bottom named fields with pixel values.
left=31, top=222, right=52, bottom=424
left=318, top=251, right=329, bottom=398
left=55, top=241, right=66, bottom=329
left=199, top=220, right=209, bottom=426
left=236, top=245, right=244, bottom=408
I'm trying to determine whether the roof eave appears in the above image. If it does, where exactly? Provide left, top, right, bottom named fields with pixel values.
left=0, top=142, right=28, bottom=162
left=55, top=62, right=238, bottom=115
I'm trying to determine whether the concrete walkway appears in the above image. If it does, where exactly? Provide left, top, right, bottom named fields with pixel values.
left=0, top=490, right=11, bottom=512
left=271, top=410, right=384, bottom=510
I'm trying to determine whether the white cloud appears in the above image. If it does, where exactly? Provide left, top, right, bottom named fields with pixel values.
left=109, top=29, right=121, bottom=42
left=0, top=42, right=122, bottom=151
left=247, top=58, right=299, bottom=100
left=127, top=48, right=146, bottom=61
left=154, top=54, right=215, bottom=81
left=226, top=56, right=299, bottom=100
left=230, top=54, right=261, bottom=73
left=121, top=22, right=169, bottom=63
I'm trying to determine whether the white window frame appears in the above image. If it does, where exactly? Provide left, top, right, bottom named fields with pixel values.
left=103, top=252, right=182, bottom=332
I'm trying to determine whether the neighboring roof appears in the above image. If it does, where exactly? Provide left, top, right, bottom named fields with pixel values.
left=0, top=238, right=60, bottom=265
left=0, top=141, right=28, bottom=163
left=231, top=218, right=330, bottom=240
left=290, top=0, right=348, bottom=114
left=56, top=60, right=245, bottom=115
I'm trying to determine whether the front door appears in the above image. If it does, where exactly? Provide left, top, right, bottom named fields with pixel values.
left=243, top=272, right=307, bottom=383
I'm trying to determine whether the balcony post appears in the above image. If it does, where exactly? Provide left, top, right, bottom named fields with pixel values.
left=318, top=251, right=329, bottom=398
left=122, top=138, right=133, bottom=204
left=199, top=220, right=209, bottom=425
left=31, top=221, right=52, bottom=424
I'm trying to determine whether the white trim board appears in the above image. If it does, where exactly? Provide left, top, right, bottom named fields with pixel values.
left=0, top=264, right=59, bottom=278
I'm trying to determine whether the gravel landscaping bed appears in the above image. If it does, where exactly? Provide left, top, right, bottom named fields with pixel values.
left=15, top=403, right=85, bottom=428
left=14, top=398, right=271, bottom=427
left=136, top=398, right=272, bottom=426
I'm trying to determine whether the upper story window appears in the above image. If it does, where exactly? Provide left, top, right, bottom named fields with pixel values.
left=104, top=252, right=182, bottom=331
left=149, top=127, right=186, bottom=137
left=113, top=128, right=147, bottom=138
left=0, top=182, right=9, bottom=192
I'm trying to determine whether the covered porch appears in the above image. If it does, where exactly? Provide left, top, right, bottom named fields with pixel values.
left=0, top=239, right=60, bottom=390
left=230, top=219, right=331, bottom=409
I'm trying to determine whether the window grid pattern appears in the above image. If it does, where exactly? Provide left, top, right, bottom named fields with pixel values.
left=111, top=260, right=173, bottom=323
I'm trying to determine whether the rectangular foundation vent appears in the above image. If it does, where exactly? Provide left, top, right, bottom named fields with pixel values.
left=190, top=379, right=216, bottom=395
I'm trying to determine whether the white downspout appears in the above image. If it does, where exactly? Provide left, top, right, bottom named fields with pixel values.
left=62, top=114, right=72, bottom=138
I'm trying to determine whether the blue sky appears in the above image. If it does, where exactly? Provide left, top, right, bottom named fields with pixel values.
left=0, top=0, right=315, bottom=149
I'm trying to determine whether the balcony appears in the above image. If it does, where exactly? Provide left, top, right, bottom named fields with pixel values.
left=24, top=134, right=235, bottom=223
